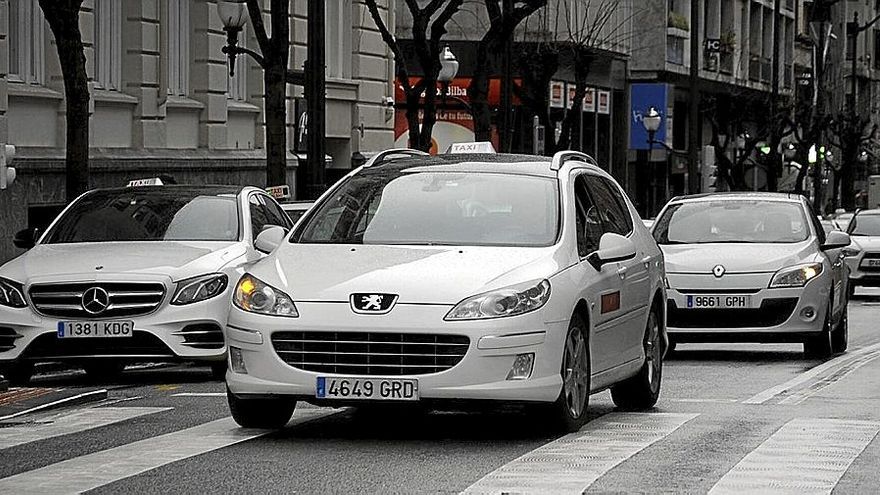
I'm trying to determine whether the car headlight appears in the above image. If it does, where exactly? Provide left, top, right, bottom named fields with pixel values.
left=233, top=274, right=298, bottom=317
left=171, top=274, right=228, bottom=305
left=842, top=247, right=861, bottom=258
left=445, top=279, right=551, bottom=321
left=0, top=277, right=27, bottom=308
left=769, top=263, right=823, bottom=288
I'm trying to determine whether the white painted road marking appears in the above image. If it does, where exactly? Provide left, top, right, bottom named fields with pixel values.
left=461, top=412, right=698, bottom=494
left=0, top=407, right=171, bottom=450
left=743, top=342, right=880, bottom=404
left=709, top=418, right=880, bottom=494
left=0, top=407, right=338, bottom=494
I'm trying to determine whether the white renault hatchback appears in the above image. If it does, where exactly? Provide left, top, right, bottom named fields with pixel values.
left=653, top=193, right=851, bottom=357
left=0, top=184, right=292, bottom=383
left=225, top=148, right=667, bottom=432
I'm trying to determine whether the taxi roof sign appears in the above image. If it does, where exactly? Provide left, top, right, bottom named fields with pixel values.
left=447, top=142, right=497, bottom=154
left=127, top=178, right=164, bottom=187
left=266, top=185, right=291, bottom=200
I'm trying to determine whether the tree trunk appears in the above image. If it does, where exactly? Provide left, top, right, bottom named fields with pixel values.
left=264, top=66, right=287, bottom=187
left=39, top=0, right=88, bottom=201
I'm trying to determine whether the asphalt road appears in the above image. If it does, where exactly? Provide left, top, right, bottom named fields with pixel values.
left=2, top=292, right=880, bottom=494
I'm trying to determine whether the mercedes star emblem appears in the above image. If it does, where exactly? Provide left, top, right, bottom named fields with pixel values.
left=82, top=287, right=111, bottom=315
left=712, top=265, right=726, bottom=278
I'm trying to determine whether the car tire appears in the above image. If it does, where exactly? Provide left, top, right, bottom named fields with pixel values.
left=4, top=362, right=34, bottom=386
left=610, top=306, right=663, bottom=411
left=83, top=361, right=125, bottom=381
left=210, top=361, right=227, bottom=381
left=804, top=304, right=833, bottom=358
left=547, top=314, right=591, bottom=433
left=831, top=308, right=849, bottom=354
left=227, top=388, right=296, bottom=429
left=848, top=283, right=856, bottom=300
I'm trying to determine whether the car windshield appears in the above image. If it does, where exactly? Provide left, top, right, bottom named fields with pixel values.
left=849, top=214, right=880, bottom=236
left=294, top=171, right=559, bottom=247
left=44, top=189, right=240, bottom=243
left=654, top=200, right=809, bottom=244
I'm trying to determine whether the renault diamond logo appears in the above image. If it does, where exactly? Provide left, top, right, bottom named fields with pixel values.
left=82, top=287, right=111, bottom=315
left=712, top=265, right=726, bottom=278
left=350, top=293, right=398, bottom=314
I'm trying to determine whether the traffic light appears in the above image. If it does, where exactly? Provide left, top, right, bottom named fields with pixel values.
left=0, top=145, right=16, bottom=190
left=702, top=145, right=718, bottom=192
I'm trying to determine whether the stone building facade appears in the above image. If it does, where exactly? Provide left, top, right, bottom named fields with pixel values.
left=0, top=0, right=396, bottom=262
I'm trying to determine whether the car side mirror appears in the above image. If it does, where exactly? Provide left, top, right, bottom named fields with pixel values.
left=821, top=230, right=851, bottom=250
left=13, top=228, right=38, bottom=250
left=254, top=225, right=286, bottom=254
left=588, top=233, right=637, bottom=270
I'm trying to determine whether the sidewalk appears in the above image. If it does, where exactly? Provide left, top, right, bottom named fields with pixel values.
left=0, top=387, right=108, bottom=421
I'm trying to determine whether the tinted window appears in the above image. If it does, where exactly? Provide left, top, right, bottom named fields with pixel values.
left=585, top=176, right=632, bottom=236
left=850, top=214, right=880, bottom=236
left=249, top=195, right=269, bottom=240
left=295, top=172, right=559, bottom=247
left=654, top=200, right=810, bottom=244
left=262, top=196, right=292, bottom=229
left=45, top=189, right=240, bottom=243
left=574, top=175, right=603, bottom=256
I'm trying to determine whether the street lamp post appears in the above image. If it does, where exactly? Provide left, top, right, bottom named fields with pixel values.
left=642, top=107, right=669, bottom=214
left=217, top=0, right=325, bottom=198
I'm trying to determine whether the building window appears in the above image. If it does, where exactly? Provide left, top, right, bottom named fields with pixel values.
left=227, top=27, right=247, bottom=101
left=94, top=0, right=123, bottom=90
left=167, top=0, right=190, bottom=96
left=325, top=0, right=351, bottom=79
left=8, top=0, right=45, bottom=85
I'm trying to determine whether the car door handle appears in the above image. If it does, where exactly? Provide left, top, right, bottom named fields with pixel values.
left=617, top=266, right=627, bottom=280
left=641, top=256, right=652, bottom=270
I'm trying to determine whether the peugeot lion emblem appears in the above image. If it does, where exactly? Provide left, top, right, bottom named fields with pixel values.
left=712, top=264, right=726, bottom=278
left=350, top=293, right=399, bottom=315
left=82, top=287, right=111, bottom=315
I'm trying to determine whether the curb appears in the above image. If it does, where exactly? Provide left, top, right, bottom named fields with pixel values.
left=0, top=388, right=109, bottom=422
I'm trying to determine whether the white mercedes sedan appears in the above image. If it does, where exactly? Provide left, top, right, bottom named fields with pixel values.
left=652, top=193, right=851, bottom=358
left=0, top=184, right=292, bottom=384
left=225, top=148, right=666, bottom=432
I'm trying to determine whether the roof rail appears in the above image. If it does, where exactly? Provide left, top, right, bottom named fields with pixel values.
left=550, top=150, right=598, bottom=171
left=363, top=148, right=429, bottom=168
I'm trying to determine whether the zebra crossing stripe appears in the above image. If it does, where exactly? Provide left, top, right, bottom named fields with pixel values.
left=0, top=407, right=338, bottom=494
left=709, top=418, right=880, bottom=494
left=461, top=412, right=698, bottom=494
left=0, top=407, right=171, bottom=450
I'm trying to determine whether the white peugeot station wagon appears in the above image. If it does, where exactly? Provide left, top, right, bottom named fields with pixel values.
left=225, top=148, right=667, bottom=432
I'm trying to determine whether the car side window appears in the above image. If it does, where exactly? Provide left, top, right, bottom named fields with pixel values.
left=248, top=194, right=270, bottom=241
left=599, top=178, right=634, bottom=233
left=261, top=195, right=292, bottom=230
left=574, top=175, right=603, bottom=257
left=584, top=175, right=631, bottom=236
left=805, top=201, right=826, bottom=245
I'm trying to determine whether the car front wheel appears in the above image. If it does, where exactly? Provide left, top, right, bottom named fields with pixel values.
left=545, top=314, right=591, bottom=433
left=804, top=303, right=834, bottom=358
left=227, top=388, right=296, bottom=429
left=831, top=308, right=848, bottom=354
left=611, top=306, right=663, bottom=411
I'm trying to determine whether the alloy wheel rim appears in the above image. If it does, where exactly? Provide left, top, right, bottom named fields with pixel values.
left=563, top=328, right=589, bottom=418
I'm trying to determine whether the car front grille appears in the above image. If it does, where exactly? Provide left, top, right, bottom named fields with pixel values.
left=271, top=331, right=470, bottom=376
left=29, top=282, right=166, bottom=318
left=667, top=298, right=798, bottom=329
left=862, top=252, right=880, bottom=260
left=20, top=331, right=175, bottom=360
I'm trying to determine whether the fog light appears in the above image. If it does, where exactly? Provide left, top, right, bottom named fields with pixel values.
left=506, top=353, right=535, bottom=380
left=800, top=307, right=816, bottom=321
left=229, top=346, right=247, bottom=374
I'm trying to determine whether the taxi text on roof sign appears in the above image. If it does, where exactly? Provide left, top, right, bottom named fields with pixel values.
left=266, top=185, right=291, bottom=201
left=127, top=178, right=164, bottom=187
left=447, top=142, right=497, bottom=154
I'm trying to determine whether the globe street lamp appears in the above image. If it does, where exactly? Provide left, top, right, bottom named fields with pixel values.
left=642, top=107, right=662, bottom=147
left=217, top=0, right=250, bottom=77
left=437, top=45, right=470, bottom=111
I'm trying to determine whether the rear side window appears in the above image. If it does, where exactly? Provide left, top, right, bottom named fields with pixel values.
left=584, top=176, right=633, bottom=236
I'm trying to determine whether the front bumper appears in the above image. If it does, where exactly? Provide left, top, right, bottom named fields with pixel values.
left=0, top=294, right=228, bottom=364
left=665, top=271, right=829, bottom=342
left=225, top=303, right=567, bottom=404
left=845, top=253, right=880, bottom=286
